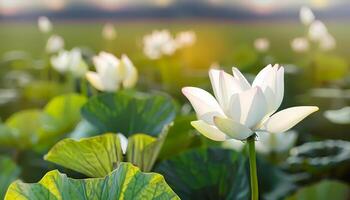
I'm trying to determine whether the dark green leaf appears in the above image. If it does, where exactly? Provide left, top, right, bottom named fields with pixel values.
left=81, top=91, right=176, bottom=137
left=0, top=156, right=21, bottom=200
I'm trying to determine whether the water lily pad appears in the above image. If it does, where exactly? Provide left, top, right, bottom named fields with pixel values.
left=81, top=91, right=176, bottom=137
left=44, top=133, right=123, bottom=178
left=155, top=148, right=250, bottom=200
left=5, top=162, right=180, bottom=200
left=0, top=156, right=21, bottom=200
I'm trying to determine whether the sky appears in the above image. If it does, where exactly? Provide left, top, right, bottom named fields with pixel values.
left=0, top=0, right=348, bottom=16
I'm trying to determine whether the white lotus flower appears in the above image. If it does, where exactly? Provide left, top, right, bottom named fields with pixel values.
left=300, top=6, right=315, bottom=26
left=50, top=48, right=87, bottom=77
left=254, top=38, right=269, bottom=52
left=319, top=33, right=336, bottom=51
left=143, top=30, right=177, bottom=59
left=175, top=31, right=196, bottom=48
left=324, top=107, right=350, bottom=124
left=182, top=64, right=318, bottom=141
left=291, top=37, right=309, bottom=53
left=255, top=130, right=297, bottom=154
left=46, top=35, right=64, bottom=53
left=38, top=16, right=52, bottom=33
left=308, top=20, right=328, bottom=42
left=102, top=23, right=117, bottom=40
left=117, top=133, right=128, bottom=154
left=86, top=52, right=138, bottom=92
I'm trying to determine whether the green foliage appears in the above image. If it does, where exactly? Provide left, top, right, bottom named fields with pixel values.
left=159, top=115, right=200, bottom=160
left=0, top=109, right=43, bottom=149
left=44, top=133, right=123, bottom=178
left=5, top=162, right=180, bottom=200
left=0, top=94, right=86, bottom=151
left=45, top=132, right=167, bottom=177
left=156, top=148, right=250, bottom=200
left=0, top=156, right=21, bottom=200
left=313, top=53, right=348, bottom=83
left=23, top=81, right=65, bottom=103
left=286, top=180, right=350, bottom=200
left=127, top=131, right=167, bottom=172
left=81, top=91, right=176, bottom=137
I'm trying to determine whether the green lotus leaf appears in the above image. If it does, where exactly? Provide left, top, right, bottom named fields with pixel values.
left=286, top=180, right=350, bottom=200
left=81, top=91, right=176, bottom=137
left=155, top=148, right=250, bottom=200
left=23, top=81, right=65, bottom=103
left=0, top=109, right=44, bottom=149
left=127, top=131, right=167, bottom=172
left=44, top=133, right=123, bottom=178
left=0, top=156, right=21, bottom=200
left=5, top=162, right=180, bottom=200
left=38, top=93, right=87, bottom=149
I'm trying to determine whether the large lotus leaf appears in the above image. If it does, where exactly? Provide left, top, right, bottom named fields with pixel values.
left=41, top=93, right=87, bottom=134
left=127, top=131, right=168, bottom=172
left=286, top=180, right=350, bottom=200
left=0, top=156, right=21, bottom=199
left=155, top=148, right=250, bottom=200
left=81, top=91, right=176, bottom=137
left=0, top=109, right=44, bottom=149
left=44, top=133, right=123, bottom=178
left=5, top=162, right=180, bottom=200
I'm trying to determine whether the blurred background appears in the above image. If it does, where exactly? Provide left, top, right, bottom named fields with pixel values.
left=1, top=0, right=350, bottom=199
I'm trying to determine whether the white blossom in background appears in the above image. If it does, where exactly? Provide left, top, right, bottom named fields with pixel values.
left=324, top=107, right=350, bottom=124
left=308, top=20, right=328, bottom=42
left=254, top=38, right=270, bottom=52
left=50, top=48, right=88, bottom=77
left=182, top=64, right=318, bottom=141
left=86, top=52, right=138, bottom=92
left=291, top=37, right=309, bottom=53
left=38, top=16, right=53, bottom=33
left=222, top=139, right=245, bottom=151
left=175, top=31, right=196, bottom=48
left=319, top=33, right=336, bottom=51
left=117, top=134, right=128, bottom=154
left=300, top=6, right=315, bottom=26
left=46, top=35, right=64, bottom=53
left=143, top=30, right=177, bottom=59
left=255, top=130, right=297, bottom=154
left=102, top=23, right=117, bottom=40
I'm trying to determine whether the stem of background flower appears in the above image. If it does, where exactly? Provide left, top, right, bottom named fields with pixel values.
left=247, top=135, right=259, bottom=200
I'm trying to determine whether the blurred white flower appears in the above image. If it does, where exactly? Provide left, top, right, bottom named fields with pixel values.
left=324, top=107, right=350, bottom=124
left=117, top=133, right=128, bottom=154
left=256, top=130, right=297, bottom=154
left=291, top=37, right=309, bottom=53
left=175, top=31, right=196, bottom=48
left=46, top=35, right=64, bottom=53
left=319, top=33, right=336, bottom=51
left=222, top=139, right=245, bottom=151
left=86, top=52, right=138, bottom=92
left=182, top=64, right=318, bottom=141
left=254, top=38, right=270, bottom=52
left=143, top=30, right=177, bottom=59
left=50, top=48, right=88, bottom=77
left=308, top=20, right=328, bottom=42
left=102, top=23, right=117, bottom=40
left=38, top=16, right=53, bottom=33
left=300, top=6, right=315, bottom=26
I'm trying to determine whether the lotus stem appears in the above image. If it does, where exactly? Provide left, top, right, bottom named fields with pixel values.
left=247, top=135, right=259, bottom=200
